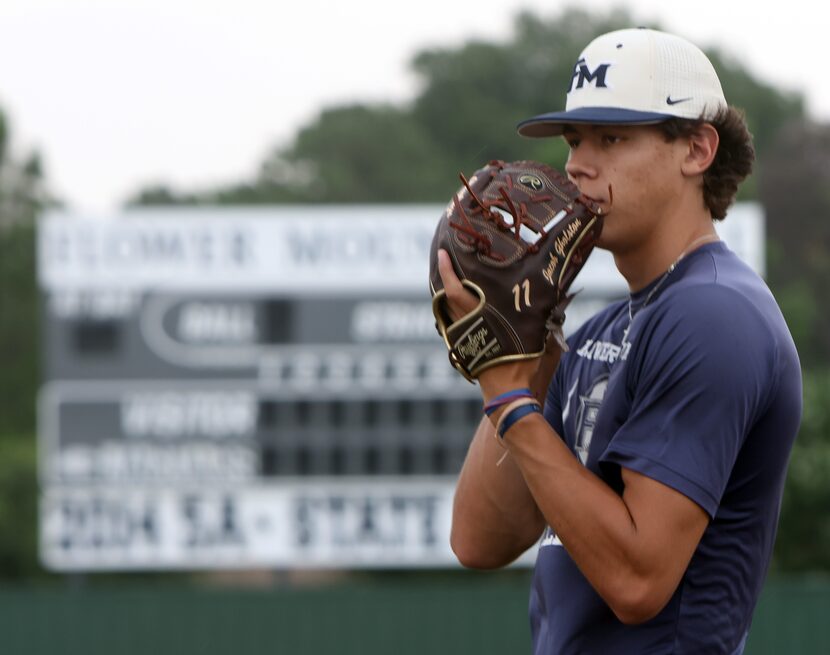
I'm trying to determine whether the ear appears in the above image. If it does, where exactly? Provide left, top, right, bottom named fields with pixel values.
left=680, top=123, right=719, bottom=176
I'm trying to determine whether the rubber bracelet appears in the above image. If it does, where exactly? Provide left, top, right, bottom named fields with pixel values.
left=484, top=388, right=534, bottom=417
left=498, top=403, right=542, bottom=439
left=495, top=398, right=541, bottom=439
left=492, top=397, right=538, bottom=430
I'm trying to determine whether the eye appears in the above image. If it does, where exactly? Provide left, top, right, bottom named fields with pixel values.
left=601, top=134, right=622, bottom=146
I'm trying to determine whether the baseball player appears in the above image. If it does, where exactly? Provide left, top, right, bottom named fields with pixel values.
left=437, top=28, right=802, bottom=654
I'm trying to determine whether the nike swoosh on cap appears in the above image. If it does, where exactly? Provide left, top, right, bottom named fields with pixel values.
left=666, top=96, right=693, bottom=105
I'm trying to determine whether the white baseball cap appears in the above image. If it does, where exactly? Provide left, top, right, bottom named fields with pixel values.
left=517, top=28, right=727, bottom=137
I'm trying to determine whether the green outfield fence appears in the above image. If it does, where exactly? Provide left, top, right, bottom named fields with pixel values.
left=0, top=572, right=828, bottom=654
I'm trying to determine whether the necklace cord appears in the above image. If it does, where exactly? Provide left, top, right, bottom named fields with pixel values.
left=626, top=232, right=720, bottom=326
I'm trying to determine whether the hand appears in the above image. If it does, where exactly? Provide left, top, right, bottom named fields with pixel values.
left=429, top=160, right=600, bottom=383
left=437, top=248, right=542, bottom=402
left=436, top=249, right=478, bottom=320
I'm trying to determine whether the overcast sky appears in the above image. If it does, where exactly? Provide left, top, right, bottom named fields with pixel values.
left=0, top=0, right=825, bottom=213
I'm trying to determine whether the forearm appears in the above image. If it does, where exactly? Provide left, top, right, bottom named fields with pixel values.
left=499, top=411, right=698, bottom=623
left=508, top=414, right=635, bottom=571
left=450, top=415, right=545, bottom=568
left=450, top=346, right=565, bottom=568
left=469, top=351, right=644, bottom=587
left=450, top=345, right=565, bottom=568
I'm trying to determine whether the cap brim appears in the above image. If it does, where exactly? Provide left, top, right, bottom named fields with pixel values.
left=517, top=107, right=675, bottom=137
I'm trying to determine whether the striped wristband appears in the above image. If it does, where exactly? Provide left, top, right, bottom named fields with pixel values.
left=484, top=388, right=535, bottom=417
left=495, top=398, right=542, bottom=440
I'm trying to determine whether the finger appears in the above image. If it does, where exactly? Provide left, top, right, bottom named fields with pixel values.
left=437, top=249, right=478, bottom=319
left=437, top=249, right=465, bottom=321
left=437, top=249, right=462, bottom=294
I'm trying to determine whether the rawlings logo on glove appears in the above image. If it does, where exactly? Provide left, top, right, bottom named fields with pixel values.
left=429, top=159, right=604, bottom=381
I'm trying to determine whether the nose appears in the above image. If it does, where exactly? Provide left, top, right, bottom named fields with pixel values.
left=565, top=147, right=598, bottom=186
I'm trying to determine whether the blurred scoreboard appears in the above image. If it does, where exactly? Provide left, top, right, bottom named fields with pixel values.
left=36, top=204, right=763, bottom=571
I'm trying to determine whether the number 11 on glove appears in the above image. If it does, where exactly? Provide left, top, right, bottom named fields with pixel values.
left=429, top=159, right=604, bottom=382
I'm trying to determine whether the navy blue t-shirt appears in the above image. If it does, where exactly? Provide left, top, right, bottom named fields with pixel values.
left=531, top=242, right=802, bottom=654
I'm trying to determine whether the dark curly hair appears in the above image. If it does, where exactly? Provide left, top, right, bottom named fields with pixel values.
left=658, top=107, right=755, bottom=220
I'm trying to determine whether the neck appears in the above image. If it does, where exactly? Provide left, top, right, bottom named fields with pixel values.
left=614, top=219, right=719, bottom=292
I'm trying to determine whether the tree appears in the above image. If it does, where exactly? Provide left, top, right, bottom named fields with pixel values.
left=0, top=107, right=50, bottom=579
left=0, top=222, right=38, bottom=436
left=127, top=7, right=805, bottom=205
left=275, top=104, right=451, bottom=202
left=773, top=371, right=830, bottom=571
left=0, top=111, right=50, bottom=229
left=408, top=8, right=634, bottom=175
left=0, top=108, right=48, bottom=433
left=760, top=120, right=830, bottom=368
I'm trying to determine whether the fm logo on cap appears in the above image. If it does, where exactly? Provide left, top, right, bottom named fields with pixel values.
left=568, top=58, right=610, bottom=93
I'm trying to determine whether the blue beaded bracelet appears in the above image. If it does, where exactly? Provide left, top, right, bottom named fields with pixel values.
left=497, top=402, right=542, bottom=439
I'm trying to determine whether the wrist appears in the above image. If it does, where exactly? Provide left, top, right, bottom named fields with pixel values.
left=478, top=361, right=537, bottom=404
left=492, top=397, right=542, bottom=440
left=484, top=388, right=535, bottom=419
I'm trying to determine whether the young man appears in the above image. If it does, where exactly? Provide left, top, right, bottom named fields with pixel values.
left=437, top=28, right=802, bottom=654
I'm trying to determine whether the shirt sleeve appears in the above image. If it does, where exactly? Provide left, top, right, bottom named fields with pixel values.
left=599, top=285, right=777, bottom=517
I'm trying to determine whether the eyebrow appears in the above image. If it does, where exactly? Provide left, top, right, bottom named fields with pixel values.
left=562, top=124, right=630, bottom=137
left=561, top=124, right=599, bottom=135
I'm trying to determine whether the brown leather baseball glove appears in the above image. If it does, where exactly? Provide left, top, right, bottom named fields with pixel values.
left=429, top=159, right=603, bottom=381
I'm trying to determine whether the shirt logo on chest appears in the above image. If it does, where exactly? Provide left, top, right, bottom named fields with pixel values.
left=575, top=338, right=623, bottom=364
left=574, top=375, right=609, bottom=465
